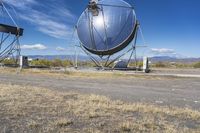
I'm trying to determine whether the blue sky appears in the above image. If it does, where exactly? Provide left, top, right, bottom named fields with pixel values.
left=1, top=0, right=200, bottom=57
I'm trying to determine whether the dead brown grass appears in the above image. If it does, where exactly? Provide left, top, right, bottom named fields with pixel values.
left=0, top=67, right=175, bottom=81
left=0, top=84, right=200, bottom=133
left=0, top=67, right=134, bottom=78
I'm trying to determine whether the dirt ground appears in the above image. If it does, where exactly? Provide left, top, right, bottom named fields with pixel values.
left=0, top=68, right=200, bottom=110
left=0, top=84, right=200, bottom=133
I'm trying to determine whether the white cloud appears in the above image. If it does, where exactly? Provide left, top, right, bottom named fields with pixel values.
left=151, top=48, right=176, bottom=54
left=56, top=47, right=66, bottom=51
left=21, top=44, right=47, bottom=50
left=3, top=0, right=76, bottom=39
left=19, top=11, right=72, bottom=39
left=3, top=0, right=37, bottom=9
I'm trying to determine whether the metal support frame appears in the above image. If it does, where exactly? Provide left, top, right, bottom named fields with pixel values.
left=0, top=34, right=21, bottom=63
left=0, top=1, right=22, bottom=64
left=74, top=23, right=140, bottom=70
left=74, top=1, right=147, bottom=70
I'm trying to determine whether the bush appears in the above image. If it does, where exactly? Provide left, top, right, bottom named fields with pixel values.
left=128, top=61, right=143, bottom=67
left=77, top=61, right=95, bottom=67
left=174, top=63, right=192, bottom=68
left=30, top=59, right=73, bottom=67
left=2, top=59, right=16, bottom=65
left=154, top=62, right=168, bottom=68
left=62, top=60, right=73, bottom=67
left=51, top=59, right=63, bottom=67
left=193, top=62, right=200, bottom=68
left=30, top=59, right=52, bottom=67
left=51, top=59, right=73, bottom=67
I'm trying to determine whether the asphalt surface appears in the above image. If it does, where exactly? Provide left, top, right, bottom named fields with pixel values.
left=0, top=71, right=200, bottom=110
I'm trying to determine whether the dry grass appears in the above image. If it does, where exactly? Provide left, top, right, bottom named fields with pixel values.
left=0, top=84, right=200, bottom=133
left=0, top=67, right=174, bottom=81
left=54, top=118, right=73, bottom=127
left=0, top=67, right=133, bottom=78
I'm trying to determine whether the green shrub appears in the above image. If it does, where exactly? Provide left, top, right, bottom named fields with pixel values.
left=128, top=61, right=143, bottom=67
left=77, top=61, right=95, bottom=67
left=193, top=62, right=200, bottom=68
left=62, top=60, right=73, bottom=67
left=154, top=62, right=168, bottom=68
left=30, top=59, right=73, bottom=67
left=174, top=63, right=192, bottom=68
left=51, top=59, right=63, bottom=67
left=2, top=59, right=16, bottom=65
left=30, top=59, right=52, bottom=67
left=51, top=59, right=73, bottom=67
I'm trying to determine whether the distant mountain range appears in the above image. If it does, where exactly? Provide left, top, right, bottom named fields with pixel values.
left=27, top=55, right=200, bottom=63
left=150, top=56, right=200, bottom=63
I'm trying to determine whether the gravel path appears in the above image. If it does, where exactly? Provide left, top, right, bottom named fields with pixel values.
left=0, top=72, right=200, bottom=110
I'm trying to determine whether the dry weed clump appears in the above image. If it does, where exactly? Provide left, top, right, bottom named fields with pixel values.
left=0, top=84, right=200, bottom=132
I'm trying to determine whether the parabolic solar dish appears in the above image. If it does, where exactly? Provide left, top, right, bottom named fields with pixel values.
left=77, top=0, right=137, bottom=56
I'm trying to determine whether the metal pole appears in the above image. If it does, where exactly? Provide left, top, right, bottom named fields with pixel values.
left=75, top=45, right=78, bottom=69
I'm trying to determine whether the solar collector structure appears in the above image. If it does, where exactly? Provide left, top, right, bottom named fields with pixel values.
left=0, top=24, right=23, bottom=36
left=77, top=0, right=137, bottom=56
left=0, top=1, right=23, bottom=63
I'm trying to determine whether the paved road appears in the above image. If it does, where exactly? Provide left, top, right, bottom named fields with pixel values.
left=0, top=72, right=200, bottom=110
